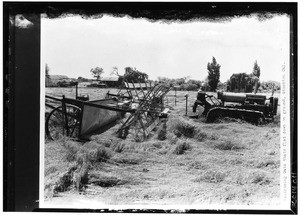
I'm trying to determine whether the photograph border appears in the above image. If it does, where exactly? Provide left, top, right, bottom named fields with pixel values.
left=2, top=2, right=297, bottom=213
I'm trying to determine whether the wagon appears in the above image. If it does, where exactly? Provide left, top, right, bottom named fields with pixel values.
left=45, top=81, right=170, bottom=142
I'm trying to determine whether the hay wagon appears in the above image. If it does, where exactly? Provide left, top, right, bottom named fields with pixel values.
left=45, top=81, right=170, bottom=142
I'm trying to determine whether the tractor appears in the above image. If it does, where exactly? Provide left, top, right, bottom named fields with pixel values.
left=192, top=91, right=278, bottom=125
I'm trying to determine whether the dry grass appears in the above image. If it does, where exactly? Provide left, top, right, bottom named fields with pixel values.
left=44, top=88, right=280, bottom=207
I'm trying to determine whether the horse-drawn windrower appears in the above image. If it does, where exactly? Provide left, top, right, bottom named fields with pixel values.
left=45, top=80, right=170, bottom=142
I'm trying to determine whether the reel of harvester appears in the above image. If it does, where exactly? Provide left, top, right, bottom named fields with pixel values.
left=114, top=80, right=170, bottom=142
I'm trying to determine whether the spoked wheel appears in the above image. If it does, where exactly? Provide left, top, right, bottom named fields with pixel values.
left=46, top=104, right=81, bottom=141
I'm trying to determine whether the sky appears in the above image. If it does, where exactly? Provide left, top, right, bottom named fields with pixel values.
left=41, top=14, right=290, bottom=82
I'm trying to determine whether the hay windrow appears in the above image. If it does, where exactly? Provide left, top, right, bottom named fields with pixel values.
left=45, top=89, right=280, bottom=205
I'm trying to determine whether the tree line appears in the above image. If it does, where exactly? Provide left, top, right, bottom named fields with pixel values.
left=46, top=59, right=280, bottom=93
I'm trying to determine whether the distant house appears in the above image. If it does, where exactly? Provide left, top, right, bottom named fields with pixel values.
left=78, top=82, right=91, bottom=88
left=100, top=76, right=119, bottom=87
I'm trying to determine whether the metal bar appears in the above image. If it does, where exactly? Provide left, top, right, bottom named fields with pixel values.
left=124, top=79, right=133, bottom=99
left=46, top=95, right=62, bottom=102
left=138, top=80, right=146, bottom=98
left=64, top=97, right=135, bottom=113
left=131, top=81, right=140, bottom=100
left=106, top=92, right=132, bottom=99
left=45, top=103, right=57, bottom=110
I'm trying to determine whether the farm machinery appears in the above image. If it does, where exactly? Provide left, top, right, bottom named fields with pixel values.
left=45, top=80, right=170, bottom=142
left=192, top=91, right=278, bottom=124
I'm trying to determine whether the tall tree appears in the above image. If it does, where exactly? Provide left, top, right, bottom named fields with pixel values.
left=111, top=66, right=120, bottom=76
left=45, top=64, right=51, bottom=86
left=252, top=60, right=261, bottom=78
left=45, top=63, right=50, bottom=78
left=90, top=67, right=104, bottom=80
left=124, top=67, right=148, bottom=83
left=227, top=73, right=257, bottom=93
left=207, top=57, right=221, bottom=91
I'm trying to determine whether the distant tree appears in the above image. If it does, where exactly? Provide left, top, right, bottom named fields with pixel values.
left=111, top=66, right=120, bottom=76
left=45, top=64, right=52, bottom=86
left=216, top=82, right=227, bottom=91
left=227, top=73, right=257, bottom=93
left=175, top=78, right=186, bottom=85
left=252, top=60, right=261, bottom=78
left=124, top=67, right=148, bottom=83
left=207, top=57, right=221, bottom=91
left=77, top=76, right=89, bottom=82
left=261, top=81, right=280, bottom=92
left=45, top=64, right=50, bottom=78
left=90, top=67, right=104, bottom=80
left=57, top=80, right=69, bottom=87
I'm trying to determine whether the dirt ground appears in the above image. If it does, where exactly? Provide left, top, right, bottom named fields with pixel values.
left=43, top=88, right=281, bottom=209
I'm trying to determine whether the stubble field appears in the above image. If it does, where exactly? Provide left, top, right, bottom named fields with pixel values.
left=43, top=87, right=281, bottom=209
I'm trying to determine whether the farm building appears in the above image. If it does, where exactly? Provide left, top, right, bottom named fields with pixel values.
left=78, top=82, right=91, bottom=88
left=100, top=76, right=119, bottom=87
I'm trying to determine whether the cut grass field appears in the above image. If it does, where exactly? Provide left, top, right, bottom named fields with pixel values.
left=44, top=88, right=281, bottom=208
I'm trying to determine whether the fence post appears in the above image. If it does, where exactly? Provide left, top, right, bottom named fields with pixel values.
left=175, top=88, right=177, bottom=106
left=185, top=93, right=188, bottom=116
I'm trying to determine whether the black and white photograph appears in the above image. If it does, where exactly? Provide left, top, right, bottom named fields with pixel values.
left=3, top=2, right=297, bottom=213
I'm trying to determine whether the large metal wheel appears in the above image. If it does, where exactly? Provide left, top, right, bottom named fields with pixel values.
left=45, top=104, right=81, bottom=141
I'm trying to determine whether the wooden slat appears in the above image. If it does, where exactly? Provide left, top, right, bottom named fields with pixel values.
left=144, top=118, right=160, bottom=137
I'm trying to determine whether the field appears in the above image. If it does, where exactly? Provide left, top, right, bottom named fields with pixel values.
left=43, top=87, right=281, bottom=209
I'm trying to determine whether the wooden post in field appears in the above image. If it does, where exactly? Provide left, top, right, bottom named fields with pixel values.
left=185, top=93, right=188, bottom=116
left=175, top=87, right=177, bottom=106
left=75, top=82, right=78, bottom=99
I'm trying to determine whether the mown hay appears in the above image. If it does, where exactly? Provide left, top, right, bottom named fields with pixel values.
left=157, top=121, right=167, bottom=140
left=111, top=153, right=143, bottom=165
left=187, top=160, right=207, bottom=170
left=53, top=166, right=77, bottom=192
left=62, top=141, right=81, bottom=162
left=111, top=141, right=126, bottom=153
left=89, top=173, right=129, bottom=187
left=45, top=165, right=58, bottom=176
left=167, top=133, right=179, bottom=145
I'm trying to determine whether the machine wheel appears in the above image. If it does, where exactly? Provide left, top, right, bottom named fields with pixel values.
left=46, top=105, right=81, bottom=141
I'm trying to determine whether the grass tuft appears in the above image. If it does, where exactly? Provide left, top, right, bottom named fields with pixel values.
left=194, top=130, right=208, bottom=141
left=111, top=141, right=126, bottom=153
left=194, top=169, right=226, bottom=183
left=212, top=139, right=246, bottom=151
left=173, top=120, right=196, bottom=138
left=187, top=160, right=207, bottom=170
left=45, top=165, right=58, bottom=176
left=249, top=171, right=271, bottom=185
left=173, top=141, right=192, bottom=155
